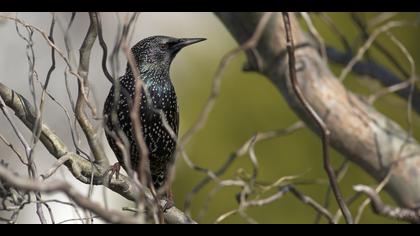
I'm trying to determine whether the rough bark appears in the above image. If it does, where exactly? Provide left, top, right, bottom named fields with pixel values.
left=216, top=12, right=420, bottom=209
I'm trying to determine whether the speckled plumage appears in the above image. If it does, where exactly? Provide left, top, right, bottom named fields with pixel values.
left=103, top=36, right=205, bottom=189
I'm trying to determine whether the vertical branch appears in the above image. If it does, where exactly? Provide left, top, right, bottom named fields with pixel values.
left=281, top=12, right=353, bottom=224
left=120, top=12, right=163, bottom=223
left=314, top=160, right=349, bottom=223
left=75, top=13, right=108, bottom=167
left=301, top=12, right=327, bottom=62
left=12, top=14, right=49, bottom=223
left=95, top=12, right=114, bottom=83
left=75, top=13, right=105, bottom=223
left=35, top=13, right=56, bottom=147
left=318, top=13, right=352, bottom=53
left=97, top=13, right=136, bottom=185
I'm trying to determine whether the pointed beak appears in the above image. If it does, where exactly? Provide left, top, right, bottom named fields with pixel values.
left=171, top=38, right=206, bottom=52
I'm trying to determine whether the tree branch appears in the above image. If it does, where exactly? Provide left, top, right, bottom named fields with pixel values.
left=0, top=81, right=194, bottom=224
left=216, top=12, right=420, bottom=211
left=354, top=185, right=420, bottom=223
left=74, top=12, right=108, bottom=166
left=0, top=165, right=139, bottom=224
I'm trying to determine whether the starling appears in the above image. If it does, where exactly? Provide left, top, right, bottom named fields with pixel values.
left=103, top=36, right=205, bottom=205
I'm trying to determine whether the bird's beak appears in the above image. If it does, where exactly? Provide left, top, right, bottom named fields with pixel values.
left=171, top=38, right=206, bottom=52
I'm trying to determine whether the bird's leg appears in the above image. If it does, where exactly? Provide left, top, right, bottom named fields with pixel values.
left=162, top=184, right=174, bottom=212
left=107, top=162, right=121, bottom=184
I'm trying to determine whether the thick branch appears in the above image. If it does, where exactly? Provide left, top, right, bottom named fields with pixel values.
left=216, top=12, right=420, bottom=209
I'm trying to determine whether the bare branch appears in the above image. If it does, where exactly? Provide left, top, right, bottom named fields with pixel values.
left=75, top=12, right=107, bottom=166
left=40, top=153, right=72, bottom=180
left=338, top=20, right=416, bottom=81
left=314, top=160, right=349, bottom=224
left=184, top=121, right=304, bottom=216
left=180, top=12, right=274, bottom=146
left=216, top=184, right=334, bottom=224
left=0, top=82, right=194, bottom=224
left=0, top=133, right=27, bottom=166
left=354, top=185, right=420, bottom=223
left=0, top=165, right=140, bottom=224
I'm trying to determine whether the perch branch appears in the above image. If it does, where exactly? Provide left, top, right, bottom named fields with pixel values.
left=0, top=82, right=194, bottom=224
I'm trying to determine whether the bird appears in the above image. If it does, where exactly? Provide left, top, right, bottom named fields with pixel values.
left=103, top=35, right=206, bottom=209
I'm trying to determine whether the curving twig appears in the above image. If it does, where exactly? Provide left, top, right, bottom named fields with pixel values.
left=282, top=12, right=353, bottom=224
left=354, top=185, right=420, bottom=223
left=0, top=165, right=140, bottom=224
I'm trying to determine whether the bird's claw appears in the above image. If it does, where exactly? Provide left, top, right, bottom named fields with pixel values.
left=161, top=199, right=174, bottom=212
left=107, top=162, right=121, bottom=184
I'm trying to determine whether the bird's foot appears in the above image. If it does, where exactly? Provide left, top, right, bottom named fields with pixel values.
left=158, top=188, right=174, bottom=212
left=106, top=162, right=121, bottom=184
left=162, top=199, right=174, bottom=212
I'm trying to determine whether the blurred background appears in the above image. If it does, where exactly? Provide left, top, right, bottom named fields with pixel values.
left=0, top=12, right=419, bottom=224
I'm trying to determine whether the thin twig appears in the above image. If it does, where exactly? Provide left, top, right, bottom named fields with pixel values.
left=282, top=12, right=353, bottom=224
left=367, top=12, right=398, bottom=28
left=40, top=154, right=72, bottom=180
left=182, top=12, right=275, bottom=216
left=0, top=165, right=141, bottom=224
left=215, top=184, right=334, bottom=224
left=180, top=12, right=273, bottom=146
left=0, top=133, right=27, bottom=165
left=119, top=12, right=163, bottom=224
left=319, top=13, right=352, bottom=53
left=314, top=160, right=349, bottom=224
left=351, top=13, right=409, bottom=78
left=325, top=46, right=420, bottom=114
left=301, top=12, right=327, bottom=62
left=339, top=20, right=415, bottom=81
left=183, top=121, right=304, bottom=216
left=354, top=185, right=420, bottom=223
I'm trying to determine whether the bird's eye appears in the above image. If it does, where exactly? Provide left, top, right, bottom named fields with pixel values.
left=159, top=44, right=167, bottom=50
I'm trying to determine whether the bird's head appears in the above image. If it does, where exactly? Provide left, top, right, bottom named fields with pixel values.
left=129, top=35, right=206, bottom=70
